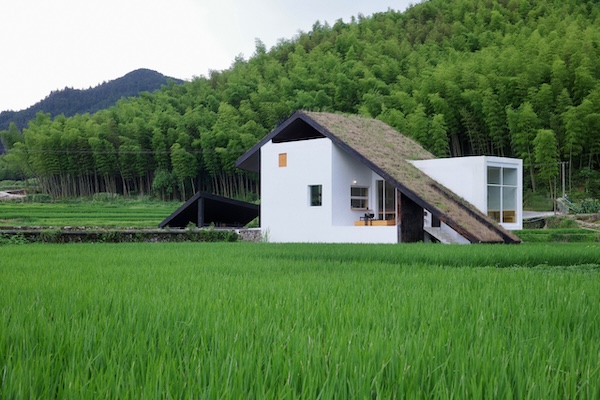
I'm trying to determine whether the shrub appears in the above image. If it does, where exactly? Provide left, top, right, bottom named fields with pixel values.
left=545, top=216, right=579, bottom=229
left=200, top=228, right=238, bottom=242
left=40, top=228, right=62, bottom=243
left=0, top=233, right=28, bottom=245
left=577, top=198, right=600, bottom=214
left=99, top=231, right=122, bottom=243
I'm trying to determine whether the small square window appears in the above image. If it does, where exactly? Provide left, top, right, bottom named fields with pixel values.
left=278, top=153, right=287, bottom=167
left=351, top=186, right=369, bottom=210
left=309, top=185, right=322, bottom=207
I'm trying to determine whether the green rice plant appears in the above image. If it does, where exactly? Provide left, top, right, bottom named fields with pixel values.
left=0, top=200, right=178, bottom=227
left=0, top=243, right=599, bottom=398
left=517, top=229, right=600, bottom=243
left=250, top=242, right=600, bottom=269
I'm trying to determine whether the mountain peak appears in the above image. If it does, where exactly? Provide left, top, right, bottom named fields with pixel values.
left=0, top=69, right=184, bottom=131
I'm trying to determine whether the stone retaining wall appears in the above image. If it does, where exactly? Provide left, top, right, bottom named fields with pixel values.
left=236, top=228, right=263, bottom=242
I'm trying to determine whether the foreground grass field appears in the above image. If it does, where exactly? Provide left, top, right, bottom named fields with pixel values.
left=1, top=242, right=599, bottom=398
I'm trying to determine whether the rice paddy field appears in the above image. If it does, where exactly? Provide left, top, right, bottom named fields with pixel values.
left=0, top=200, right=178, bottom=227
left=1, top=242, right=599, bottom=398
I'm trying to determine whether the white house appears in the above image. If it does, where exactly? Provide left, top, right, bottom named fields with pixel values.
left=236, top=111, right=522, bottom=244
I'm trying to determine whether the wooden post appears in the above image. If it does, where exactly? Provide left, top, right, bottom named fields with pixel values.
left=197, top=197, right=204, bottom=228
left=397, top=190, right=402, bottom=243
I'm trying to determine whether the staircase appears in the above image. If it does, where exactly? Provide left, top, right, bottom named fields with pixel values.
left=424, top=226, right=465, bottom=244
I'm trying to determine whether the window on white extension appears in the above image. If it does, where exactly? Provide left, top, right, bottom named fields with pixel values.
left=487, top=167, right=517, bottom=223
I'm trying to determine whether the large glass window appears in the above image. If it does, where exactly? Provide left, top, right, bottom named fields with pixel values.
left=350, top=187, right=369, bottom=210
left=377, top=180, right=396, bottom=220
left=309, top=185, right=322, bottom=207
left=487, top=167, right=518, bottom=223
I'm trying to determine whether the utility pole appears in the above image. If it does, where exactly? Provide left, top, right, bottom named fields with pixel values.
left=561, top=161, right=566, bottom=198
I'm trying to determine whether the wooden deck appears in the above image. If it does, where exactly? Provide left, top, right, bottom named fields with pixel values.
left=354, top=220, right=396, bottom=226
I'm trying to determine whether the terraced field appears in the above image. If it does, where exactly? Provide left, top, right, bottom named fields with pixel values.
left=0, top=200, right=178, bottom=227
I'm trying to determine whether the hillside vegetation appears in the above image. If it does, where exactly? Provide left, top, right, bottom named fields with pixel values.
left=1, top=0, right=599, bottom=200
left=0, top=69, right=182, bottom=131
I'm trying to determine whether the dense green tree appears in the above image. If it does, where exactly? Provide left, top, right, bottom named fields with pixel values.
left=407, top=104, right=430, bottom=147
left=482, top=89, right=508, bottom=156
left=534, top=129, right=559, bottom=198
left=507, top=102, right=540, bottom=191
left=152, top=168, right=176, bottom=201
left=170, top=142, right=197, bottom=199
left=0, top=122, right=22, bottom=150
left=430, top=114, right=450, bottom=157
left=88, top=137, right=118, bottom=194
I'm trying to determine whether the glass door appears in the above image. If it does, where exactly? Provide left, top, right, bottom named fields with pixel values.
left=377, top=180, right=396, bottom=220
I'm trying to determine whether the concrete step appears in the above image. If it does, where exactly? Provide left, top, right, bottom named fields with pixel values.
left=424, top=226, right=461, bottom=244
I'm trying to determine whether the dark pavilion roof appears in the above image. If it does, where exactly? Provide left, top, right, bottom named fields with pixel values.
left=158, top=191, right=259, bottom=228
left=236, top=110, right=520, bottom=244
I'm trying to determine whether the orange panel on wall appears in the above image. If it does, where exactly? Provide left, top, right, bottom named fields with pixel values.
left=279, top=153, right=287, bottom=167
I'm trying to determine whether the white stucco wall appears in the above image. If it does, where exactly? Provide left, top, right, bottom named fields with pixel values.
left=410, top=156, right=523, bottom=230
left=331, top=145, right=374, bottom=226
left=410, top=157, right=487, bottom=210
left=260, top=139, right=397, bottom=243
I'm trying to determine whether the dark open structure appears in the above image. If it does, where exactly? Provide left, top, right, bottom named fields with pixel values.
left=158, top=191, right=259, bottom=228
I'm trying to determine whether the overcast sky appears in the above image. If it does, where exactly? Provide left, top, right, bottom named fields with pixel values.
left=0, top=0, right=418, bottom=112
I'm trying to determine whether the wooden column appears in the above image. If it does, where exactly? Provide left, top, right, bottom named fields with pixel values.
left=197, top=197, right=204, bottom=228
left=397, top=192, right=424, bottom=243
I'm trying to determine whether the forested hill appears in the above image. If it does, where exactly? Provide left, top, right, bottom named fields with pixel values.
left=1, top=0, right=599, bottom=200
left=0, top=69, right=183, bottom=131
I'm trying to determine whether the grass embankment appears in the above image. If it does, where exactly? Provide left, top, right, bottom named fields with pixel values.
left=1, top=242, right=599, bottom=398
left=0, top=199, right=178, bottom=227
left=518, top=215, right=600, bottom=242
left=516, top=228, right=600, bottom=242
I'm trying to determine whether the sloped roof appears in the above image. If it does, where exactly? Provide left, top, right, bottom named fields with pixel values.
left=159, top=191, right=259, bottom=228
left=236, top=110, right=520, bottom=244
